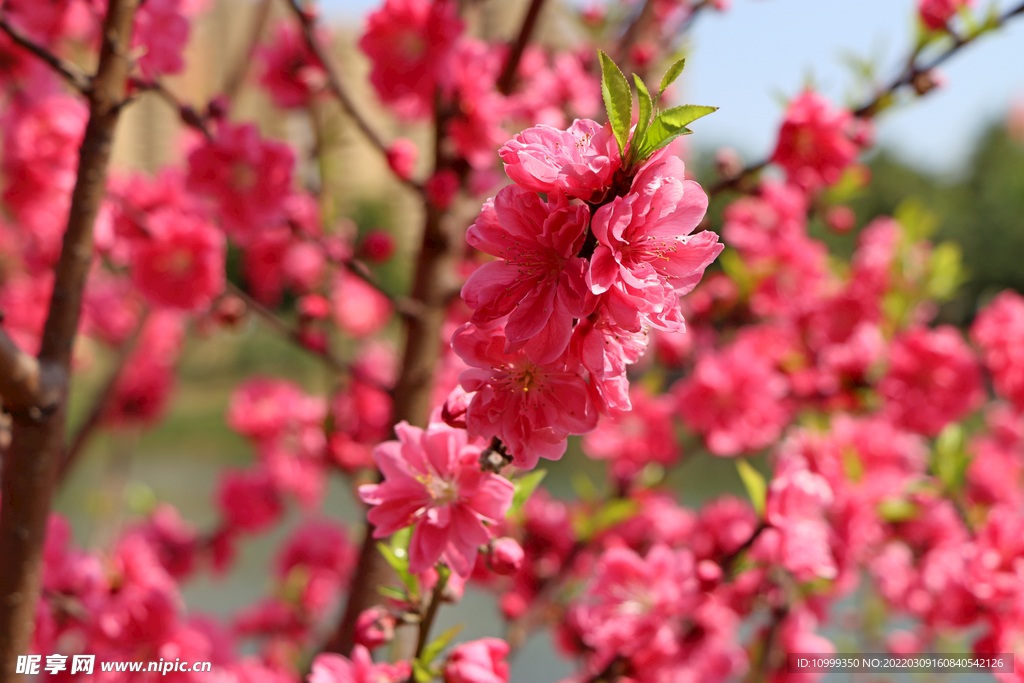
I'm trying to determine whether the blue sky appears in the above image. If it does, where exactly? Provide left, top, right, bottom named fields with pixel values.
left=318, top=0, right=1024, bottom=175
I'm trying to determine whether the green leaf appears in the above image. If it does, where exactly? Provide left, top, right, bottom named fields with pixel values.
left=659, top=56, right=686, bottom=97
left=894, top=198, right=937, bottom=242
left=412, top=660, right=434, bottom=683
left=718, top=248, right=753, bottom=296
left=878, top=497, right=919, bottom=523
left=574, top=498, right=640, bottom=540
left=420, top=624, right=464, bottom=666
left=377, top=585, right=407, bottom=601
left=571, top=472, right=599, bottom=502
left=639, top=104, right=717, bottom=157
left=598, top=50, right=632, bottom=157
left=510, top=469, right=547, bottom=517
left=378, top=531, right=418, bottom=596
left=631, top=74, right=653, bottom=165
left=592, top=498, right=639, bottom=533
left=736, top=458, right=767, bottom=517
left=377, top=542, right=406, bottom=575
left=926, top=241, right=964, bottom=301
left=933, top=423, right=968, bottom=493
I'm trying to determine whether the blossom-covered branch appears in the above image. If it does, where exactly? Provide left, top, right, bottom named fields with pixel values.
left=0, top=15, right=91, bottom=92
left=0, top=0, right=141, bottom=679
left=285, top=0, right=424, bottom=193
left=710, top=0, right=1024, bottom=197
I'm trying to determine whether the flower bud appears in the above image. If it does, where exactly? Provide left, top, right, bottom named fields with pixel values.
left=360, top=229, right=395, bottom=263
left=444, top=639, right=510, bottom=683
left=354, top=606, right=396, bottom=650
left=386, top=138, right=418, bottom=181
left=425, top=169, right=460, bottom=210
left=825, top=205, right=856, bottom=234
left=487, top=538, right=524, bottom=576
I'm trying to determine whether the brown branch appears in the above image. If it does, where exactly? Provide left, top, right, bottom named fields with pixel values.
left=0, top=330, right=55, bottom=416
left=228, top=282, right=340, bottom=371
left=322, top=88, right=462, bottom=657
left=496, top=0, right=547, bottom=96
left=676, top=0, right=713, bottom=36
left=140, top=79, right=214, bottom=139
left=616, top=0, right=655, bottom=63
left=0, top=0, right=140, bottom=680
left=57, top=311, right=149, bottom=484
left=222, top=0, right=274, bottom=101
left=284, top=0, right=424, bottom=194
left=853, top=0, right=1024, bottom=118
left=0, top=15, right=92, bottom=92
left=584, top=656, right=627, bottom=683
left=754, top=606, right=788, bottom=683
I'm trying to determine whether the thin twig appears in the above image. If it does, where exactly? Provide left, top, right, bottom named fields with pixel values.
left=677, top=0, right=714, bottom=36
left=226, top=282, right=392, bottom=393
left=138, top=79, right=214, bottom=139
left=222, top=0, right=274, bottom=100
left=854, top=0, right=1024, bottom=117
left=412, top=569, right=449, bottom=662
left=616, top=0, right=655, bottom=63
left=284, top=0, right=424, bottom=194
left=0, top=16, right=92, bottom=92
left=709, top=1, right=1024, bottom=198
left=496, top=0, right=547, bottom=95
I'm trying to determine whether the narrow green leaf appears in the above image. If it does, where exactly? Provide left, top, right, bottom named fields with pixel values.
left=659, top=56, right=686, bottom=96
left=377, top=585, right=407, bottom=601
left=933, top=423, right=967, bottom=492
left=639, top=104, right=717, bottom=157
left=632, top=74, right=653, bottom=165
left=420, top=624, right=464, bottom=665
left=598, top=50, right=632, bottom=157
left=925, top=241, right=964, bottom=301
left=378, top=537, right=417, bottom=595
left=718, top=248, right=753, bottom=296
left=571, top=472, right=599, bottom=502
left=736, top=459, right=767, bottom=517
left=591, top=498, right=639, bottom=534
left=510, top=469, right=547, bottom=517
left=894, top=198, right=938, bottom=242
left=377, top=542, right=406, bottom=574
left=878, top=497, right=919, bottom=523
left=412, top=660, right=433, bottom=683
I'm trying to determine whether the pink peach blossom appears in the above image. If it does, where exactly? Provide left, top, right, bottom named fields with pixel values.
left=771, top=91, right=861, bottom=190
left=588, top=156, right=722, bottom=332
left=462, top=186, right=592, bottom=363
left=444, top=638, right=511, bottom=683
left=359, top=0, right=463, bottom=119
left=358, top=419, right=513, bottom=577
left=499, top=119, right=620, bottom=201
left=187, top=123, right=294, bottom=242
left=452, top=319, right=598, bottom=468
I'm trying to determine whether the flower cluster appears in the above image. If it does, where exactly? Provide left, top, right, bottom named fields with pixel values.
left=6, top=1, right=1024, bottom=683
left=448, top=110, right=722, bottom=467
